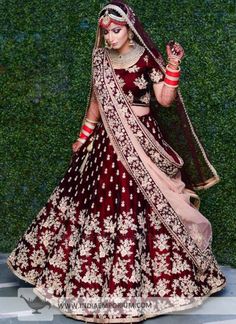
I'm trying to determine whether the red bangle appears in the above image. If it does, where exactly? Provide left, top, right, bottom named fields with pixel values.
left=82, top=124, right=93, bottom=134
left=166, top=69, right=180, bottom=78
left=164, top=78, right=179, bottom=86
left=79, top=132, right=88, bottom=139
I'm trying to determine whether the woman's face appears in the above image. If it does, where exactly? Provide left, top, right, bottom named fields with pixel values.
left=103, top=22, right=130, bottom=52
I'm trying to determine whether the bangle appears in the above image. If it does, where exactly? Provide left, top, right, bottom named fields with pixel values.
left=77, top=119, right=97, bottom=142
left=164, top=79, right=179, bottom=88
left=167, top=61, right=180, bottom=69
left=168, top=55, right=181, bottom=64
left=164, top=64, right=181, bottom=88
left=84, top=121, right=96, bottom=130
left=85, top=117, right=98, bottom=124
left=166, top=66, right=181, bottom=76
left=77, top=138, right=86, bottom=144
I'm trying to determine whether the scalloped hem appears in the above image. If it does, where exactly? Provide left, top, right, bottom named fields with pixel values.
left=6, top=259, right=227, bottom=323
left=33, top=282, right=227, bottom=323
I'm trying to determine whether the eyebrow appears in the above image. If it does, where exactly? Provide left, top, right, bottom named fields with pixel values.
left=103, top=27, right=121, bottom=32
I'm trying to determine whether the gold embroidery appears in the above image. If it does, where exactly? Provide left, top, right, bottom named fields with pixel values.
left=126, top=90, right=134, bottom=104
left=125, top=64, right=140, bottom=73
left=139, top=92, right=150, bottom=104
left=134, top=74, right=148, bottom=89
left=149, top=68, right=163, bottom=83
left=144, top=54, right=149, bottom=63
left=116, top=74, right=125, bottom=88
left=92, top=48, right=213, bottom=272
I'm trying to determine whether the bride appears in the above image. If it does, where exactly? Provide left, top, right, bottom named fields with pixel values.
left=7, top=0, right=226, bottom=322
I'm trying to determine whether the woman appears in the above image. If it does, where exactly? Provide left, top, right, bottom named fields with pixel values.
left=7, top=0, right=226, bottom=322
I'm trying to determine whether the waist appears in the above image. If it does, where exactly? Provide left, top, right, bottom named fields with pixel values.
left=131, top=104, right=150, bottom=116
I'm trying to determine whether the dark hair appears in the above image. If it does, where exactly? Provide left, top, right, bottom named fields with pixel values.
left=99, top=8, right=123, bottom=18
left=99, top=1, right=129, bottom=17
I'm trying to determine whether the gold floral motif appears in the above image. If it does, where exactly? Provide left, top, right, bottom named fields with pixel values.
left=116, top=74, right=125, bottom=88
left=188, top=224, right=205, bottom=247
left=126, top=90, right=134, bottom=104
left=149, top=68, right=163, bottom=83
left=92, top=48, right=213, bottom=272
left=125, top=64, right=140, bottom=73
left=134, top=74, right=148, bottom=89
left=144, top=54, right=149, bottom=63
left=7, top=193, right=226, bottom=321
left=139, top=92, right=151, bottom=104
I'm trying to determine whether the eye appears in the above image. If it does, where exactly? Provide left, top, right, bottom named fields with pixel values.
left=113, top=28, right=121, bottom=33
left=103, top=30, right=108, bottom=35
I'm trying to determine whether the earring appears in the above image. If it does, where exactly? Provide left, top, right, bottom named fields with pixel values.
left=128, top=31, right=135, bottom=46
left=105, top=40, right=112, bottom=49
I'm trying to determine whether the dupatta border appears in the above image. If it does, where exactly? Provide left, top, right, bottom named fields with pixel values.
left=92, top=47, right=214, bottom=273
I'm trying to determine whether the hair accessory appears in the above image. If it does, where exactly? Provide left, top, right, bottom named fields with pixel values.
left=99, top=8, right=127, bottom=28
left=92, top=1, right=221, bottom=192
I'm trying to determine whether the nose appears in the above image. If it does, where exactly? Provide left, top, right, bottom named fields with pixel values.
left=108, top=32, right=114, bottom=43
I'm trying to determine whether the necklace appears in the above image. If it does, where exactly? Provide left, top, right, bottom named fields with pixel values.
left=108, top=42, right=145, bottom=69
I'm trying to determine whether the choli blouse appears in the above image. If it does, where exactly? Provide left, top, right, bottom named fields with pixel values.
left=113, top=49, right=164, bottom=106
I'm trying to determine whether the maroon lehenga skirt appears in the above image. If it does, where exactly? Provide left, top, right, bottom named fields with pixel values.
left=7, top=111, right=226, bottom=323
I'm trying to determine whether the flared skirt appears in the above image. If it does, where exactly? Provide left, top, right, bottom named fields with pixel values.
left=7, top=112, right=226, bottom=323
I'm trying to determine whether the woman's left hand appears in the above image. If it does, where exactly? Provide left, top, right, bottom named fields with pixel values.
left=166, top=41, right=185, bottom=65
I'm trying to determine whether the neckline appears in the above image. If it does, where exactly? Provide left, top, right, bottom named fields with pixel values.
left=108, top=43, right=145, bottom=70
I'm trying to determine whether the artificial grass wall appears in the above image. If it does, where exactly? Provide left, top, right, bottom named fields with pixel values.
left=0, top=0, right=235, bottom=267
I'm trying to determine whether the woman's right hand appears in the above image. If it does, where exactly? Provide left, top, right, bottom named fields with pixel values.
left=72, top=140, right=84, bottom=153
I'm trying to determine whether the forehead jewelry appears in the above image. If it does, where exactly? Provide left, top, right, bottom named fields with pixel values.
left=99, top=9, right=127, bottom=28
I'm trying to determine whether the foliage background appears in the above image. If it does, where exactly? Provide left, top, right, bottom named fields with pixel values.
left=0, top=0, right=235, bottom=267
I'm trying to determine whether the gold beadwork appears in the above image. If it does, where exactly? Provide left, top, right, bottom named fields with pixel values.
left=108, top=42, right=145, bottom=69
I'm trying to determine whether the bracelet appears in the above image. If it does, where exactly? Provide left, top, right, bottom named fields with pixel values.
left=85, top=117, right=99, bottom=124
left=164, top=65, right=181, bottom=88
left=77, top=119, right=97, bottom=142
left=167, top=60, right=180, bottom=68
left=166, top=65, right=181, bottom=74
left=77, top=138, right=86, bottom=144
left=168, top=55, right=181, bottom=64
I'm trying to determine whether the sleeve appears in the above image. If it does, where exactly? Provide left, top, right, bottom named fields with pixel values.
left=86, top=88, right=101, bottom=122
left=147, top=53, right=164, bottom=84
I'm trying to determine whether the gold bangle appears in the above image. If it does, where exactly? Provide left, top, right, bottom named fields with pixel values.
left=85, top=117, right=98, bottom=124
left=77, top=138, right=86, bottom=143
left=84, top=121, right=96, bottom=129
left=168, top=56, right=181, bottom=64
left=167, top=64, right=180, bottom=71
left=167, top=60, right=180, bottom=68
left=166, top=64, right=181, bottom=72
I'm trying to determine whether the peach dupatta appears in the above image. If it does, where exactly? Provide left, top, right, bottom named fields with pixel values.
left=92, top=47, right=214, bottom=273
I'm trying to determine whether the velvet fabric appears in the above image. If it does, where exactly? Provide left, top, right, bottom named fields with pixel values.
left=7, top=114, right=226, bottom=322
left=93, top=0, right=220, bottom=191
left=6, top=1, right=227, bottom=322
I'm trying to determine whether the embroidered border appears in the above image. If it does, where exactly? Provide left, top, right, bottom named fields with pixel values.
left=93, top=48, right=214, bottom=273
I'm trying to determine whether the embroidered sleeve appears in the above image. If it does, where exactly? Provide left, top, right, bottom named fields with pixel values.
left=147, top=53, right=164, bottom=84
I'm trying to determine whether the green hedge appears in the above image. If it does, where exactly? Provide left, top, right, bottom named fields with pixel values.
left=0, top=0, right=235, bottom=267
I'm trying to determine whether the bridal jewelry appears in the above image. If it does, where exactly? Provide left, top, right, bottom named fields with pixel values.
left=128, top=30, right=135, bottom=46
left=99, top=9, right=127, bottom=28
left=108, top=42, right=145, bottom=69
